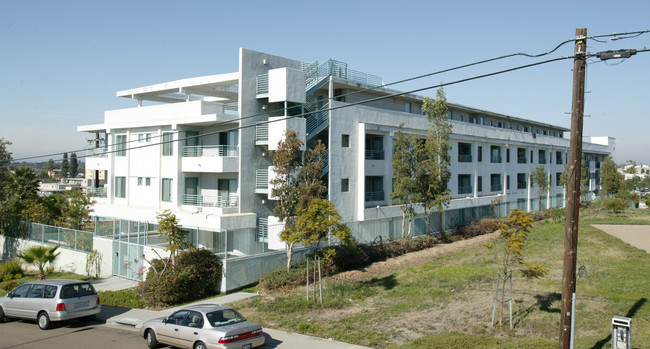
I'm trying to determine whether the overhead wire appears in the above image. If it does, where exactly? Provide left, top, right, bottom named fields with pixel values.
left=7, top=30, right=650, bottom=166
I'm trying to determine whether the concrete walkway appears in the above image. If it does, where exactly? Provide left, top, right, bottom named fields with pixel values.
left=92, top=277, right=372, bottom=348
left=592, top=224, right=650, bottom=253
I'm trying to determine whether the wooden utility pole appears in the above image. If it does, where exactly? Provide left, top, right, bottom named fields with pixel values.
left=559, top=27, right=587, bottom=349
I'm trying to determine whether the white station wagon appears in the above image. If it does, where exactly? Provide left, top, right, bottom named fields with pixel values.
left=0, top=279, right=101, bottom=329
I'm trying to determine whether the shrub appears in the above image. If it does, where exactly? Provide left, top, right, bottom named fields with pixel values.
left=1, top=279, right=20, bottom=291
left=99, top=289, right=145, bottom=308
left=0, top=259, right=24, bottom=281
left=531, top=210, right=551, bottom=221
left=137, top=249, right=222, bottom=307
left=453, top=219, right=501, bottom=239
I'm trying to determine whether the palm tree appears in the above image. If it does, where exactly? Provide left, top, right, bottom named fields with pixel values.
left=17, top=245, right=60, bottom=280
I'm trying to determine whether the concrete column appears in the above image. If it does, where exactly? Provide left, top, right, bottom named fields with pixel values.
left=356, top=123, right=366, bottom=221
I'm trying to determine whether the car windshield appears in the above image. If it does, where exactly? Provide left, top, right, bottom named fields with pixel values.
left=206, top=309, right=246, bottom=327
left=60, top=283, right=96, bottom=299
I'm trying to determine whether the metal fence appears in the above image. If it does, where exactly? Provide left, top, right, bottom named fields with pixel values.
left=23, top=222, right=94, bottom=252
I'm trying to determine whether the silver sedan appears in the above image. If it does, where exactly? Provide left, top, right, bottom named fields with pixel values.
left=139, top=304, right=265, bottom=349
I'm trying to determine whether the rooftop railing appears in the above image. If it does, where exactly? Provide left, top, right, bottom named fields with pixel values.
left=182, top=145, right=238, bottom=157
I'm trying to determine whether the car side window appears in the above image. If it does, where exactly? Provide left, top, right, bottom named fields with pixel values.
left=44, top=285, right=57, bottom=299
left=186, top=311, right=204, bottom=328
left=11, top=284, right=32, bottom=298
left=27, top=284, right=45, bottom=298
left=167, top=310, right=189, bottom=325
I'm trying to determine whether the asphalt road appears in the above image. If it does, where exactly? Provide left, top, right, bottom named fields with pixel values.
left=0, top=317, right=144, bottom=349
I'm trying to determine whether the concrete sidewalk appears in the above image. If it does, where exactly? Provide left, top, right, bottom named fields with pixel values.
left=92, top=277, right=372, bottom=349
left=592, top=224, right=650, bottom=253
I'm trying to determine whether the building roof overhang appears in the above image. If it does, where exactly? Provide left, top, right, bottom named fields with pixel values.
left=116, top=72, right=240, bottom=103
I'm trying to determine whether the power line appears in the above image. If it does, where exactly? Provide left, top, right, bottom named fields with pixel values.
left=8, top=30, right=649, bottom=165
left=7, top=55, right=574, bottom=168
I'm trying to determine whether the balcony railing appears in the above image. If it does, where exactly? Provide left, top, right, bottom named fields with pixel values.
left=517, top=157, right=527, bottom=164
left=85, top=187, right=107, bottom=198
left=256, top=74, right=269, bottom=95
left=458, top=154, right=472, bottom=163
left=365, top=150, right=385, bottom=160
left=182, top=145, right=238, bottom=157
left=85, top=148, right=108, bottom=158
left=458, top=185, right=473, bottom=195
left=181, top=194, right=238, bottom=208
left=365, top=191, right=384, bottom=202
left=490, top=156, right=502, bottom=163
left=256, top=169, right=269, bottom=190
left=491, top=184, right=503, bottom=192
left=255, top=123, right=269, bottom=145
left=222, top=102, right=238, bottom=115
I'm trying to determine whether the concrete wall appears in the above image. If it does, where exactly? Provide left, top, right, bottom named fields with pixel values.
left=0, top=236, right=90, bottom=276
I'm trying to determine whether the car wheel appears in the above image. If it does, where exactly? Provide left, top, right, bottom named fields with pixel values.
left=194, top=341, right=207, bottom=349
left=0, top=306, right=4, bottom=323
left=146, top=329, right=158, bottom=349
left=38, top=312, right=51, bottom=330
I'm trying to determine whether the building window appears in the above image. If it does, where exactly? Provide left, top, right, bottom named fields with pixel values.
left=490, top=146, right=502, bottom=163
left=530, top=150, right=534, bottom=163
left=517, top=173, right=527, bottom=189
left=478, top=146, right=483, bottom=162
left=146, top=133, right=151, bottom=142
left=405, top=102, right=411, bottom=113
left=556, top=172, right=562, bottom=186
left=517, top=148, right=527, bottom=164
left=539, top=150, right=546, bottom=164
left=458, top=174, right=472, bottom=194
left=162, top=178, right=172, bottom=202
left=447, top=110, right=453, bottom=119
left=365, top=176, right=384, bottom=202
left=506, top=148, right=510, bottom=163
left=146, top=177, right=151, bottom=186
left=507, top=175, right=510, bottom=190
left=115, top=135, right=126, bottom=157
left=138, top=134, right=144, bottom=143
left=524, top=126, right=529, bottom=132
left=162, top=132, right=173, bottom=156
left=115, top=176, right=126, bottom=198
left=341, top=178, right=349, bottom=192
left=365, top=135, right=384, bottom=160
left=477, top=176, right=483, bottom=192
left=458, top=142, right=472, bottom=162
left=342, top=134, right=350, bottom=148
left=556, top=151, right=562, bottom=165
left=137, top=177, right=143, bottom=186
left=491, top=174, right=502, bottom=192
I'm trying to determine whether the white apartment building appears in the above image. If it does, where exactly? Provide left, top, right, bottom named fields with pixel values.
left=78, top=48, right=613, bottom=284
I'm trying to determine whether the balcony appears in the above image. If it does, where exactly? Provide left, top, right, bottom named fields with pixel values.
left=181, top=194, right=238, bottom=208
left=490, top=156, right=502, bottom=163
left=365, top=150, right=385, bottom=160
left=255, top=123, right=269, bottom=145
left=491, top=184, right=503, bottom=192
left=256, top=74, right=269, bottom=98
left=255, top=169, right=269, bottom=194
left=84, top=148, right=110, bottom=170
left=364, top=191, right=384, bottom=202
left=458, top=154, right=472, bottom=163
left=85, top=187, right=107, bottom=198
left=104, top=100, right=238, bottom=128
left=181, top=145, right=239, bottom=173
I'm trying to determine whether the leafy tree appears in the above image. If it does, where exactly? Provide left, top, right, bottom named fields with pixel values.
left=156, top=210, right=192, bottom=267
left=391, top=126, right=418, bottom=238
left=560, top=162, right=589, bottom=201
left=602, top=197, right=627, bottom=213
left=69, top=153, right=78, bottom=177
left=0, top=138, right=13, bottom=202
left=60, top=153, right=69, bottom=178
left=485, top=209, right=548, bottom=328
left=529, top=166, right=549, bottom=211
left=294, top=198, right=353, bottom=251
left=45, top=159, right=56, bottom=175
left=295, top=140, right=328, bottom=211
left=420, top=87, right=452, bottom=236
left=17, top=245, right=61, bottom=280
left=601, top=156, right=624, bottom=197
left=11, top=166, right=40, bottom=200
left=55, top=190, right=95, bottom=230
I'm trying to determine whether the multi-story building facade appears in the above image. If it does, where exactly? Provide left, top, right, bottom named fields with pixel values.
left=79, top=48, right=613, bottom=284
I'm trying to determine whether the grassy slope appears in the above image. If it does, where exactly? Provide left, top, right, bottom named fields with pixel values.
left=238, top=212, right=650, bottom=348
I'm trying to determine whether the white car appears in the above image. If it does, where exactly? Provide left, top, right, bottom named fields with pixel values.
left=139, top=304, right=265, bottom=349
left=0, top=279, right=101, bottom=329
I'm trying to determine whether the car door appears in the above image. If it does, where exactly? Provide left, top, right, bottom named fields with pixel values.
left=24, top=284, right=47, bottom=319
left=3, top=284, right=32, bottom=318
left=156, top=310, right=188, bottom=347
left=177, top=311, right=204, bottom=348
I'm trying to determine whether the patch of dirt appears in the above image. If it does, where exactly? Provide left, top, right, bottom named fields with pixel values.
left=332, top=232, right=500, bottom=284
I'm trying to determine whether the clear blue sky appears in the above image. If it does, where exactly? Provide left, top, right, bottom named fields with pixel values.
left=1, top=0, right=648, bottom=164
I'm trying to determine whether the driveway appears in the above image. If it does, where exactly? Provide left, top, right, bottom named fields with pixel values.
left=591, top=224, right=650, bottom=253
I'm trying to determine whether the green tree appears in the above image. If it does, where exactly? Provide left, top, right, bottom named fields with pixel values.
left=295, top=140, right=328, bottom=211
left=420, top=87, right=452, bottom=236
left=11, top=166, right=40, bottom=200
left=55, top=190, right=95, bottom=230
left=0, top=138, right=13, bottom=203
left=602, top=197, right=627, bottom=213
left=485, top=209, right=549, bottom=328
left=156, top=210, right=192, bottom=267
left=45, top=159, right=56, bottom=175
left=391, top=126, right=417, bottom=238
left=560, top=162, right=589, bottom=201
left=69, top=153, right=79, bottom=177
left=294, top=198, right=353, bottom=251
left=17, top=245, right=61, bottom=280
left=601, top=156, right=624, bottom=197
left=60, top=153, right=69, bottom=178
left=529, top=166, right=549, bottom=211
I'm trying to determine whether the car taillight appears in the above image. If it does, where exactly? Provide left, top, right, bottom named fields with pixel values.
left=218, top=329, right=263, bottom=344
left=97, top=297, right=101, bottom=306
left=56, top=303, right=66, bottom=311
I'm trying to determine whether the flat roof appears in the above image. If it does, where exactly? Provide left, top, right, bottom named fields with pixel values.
left=117, top=72, right=239, bottom=103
